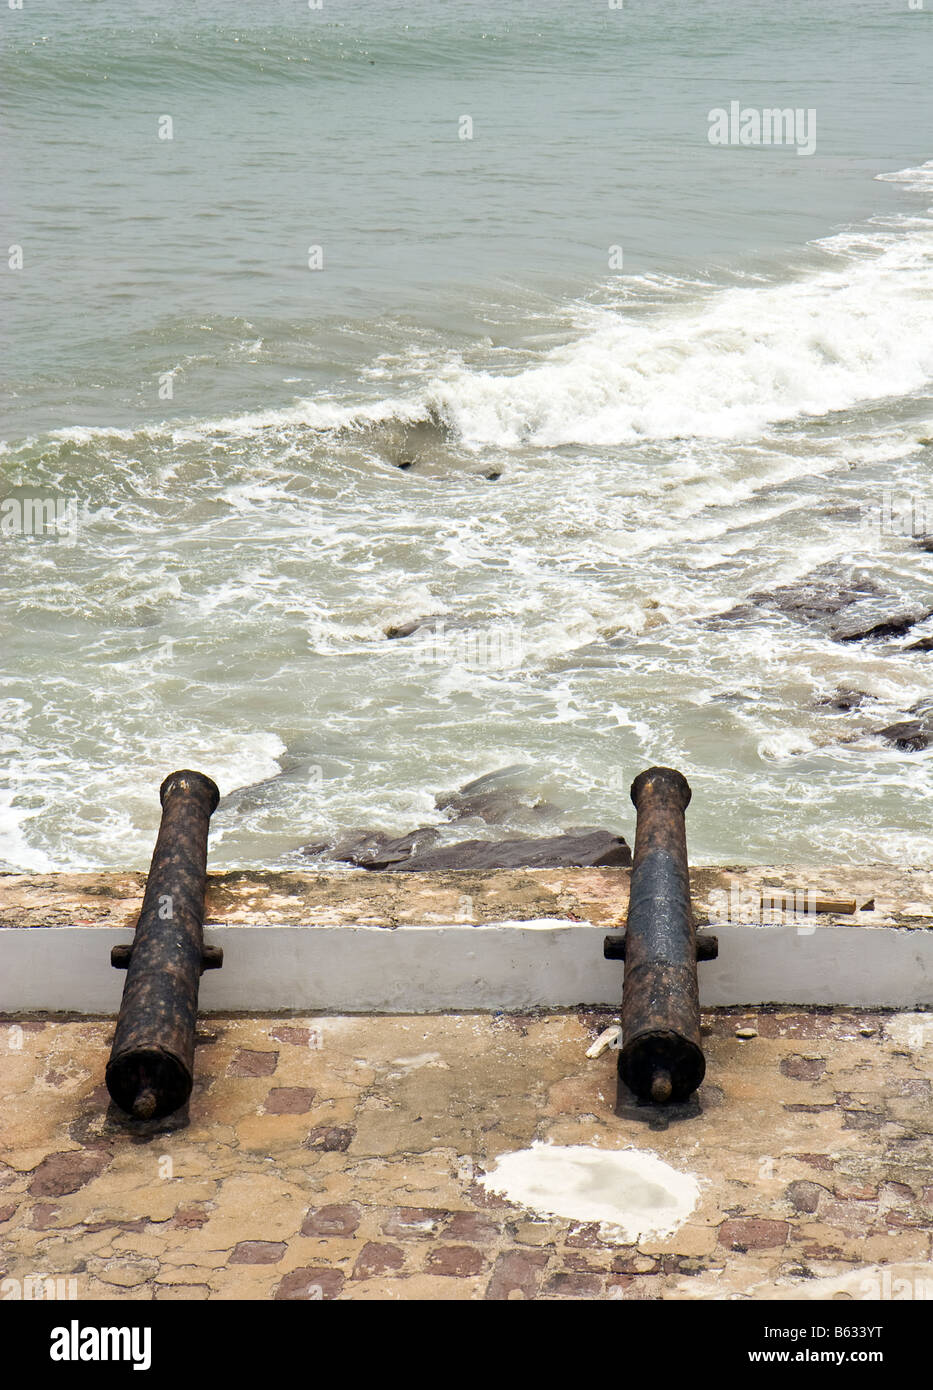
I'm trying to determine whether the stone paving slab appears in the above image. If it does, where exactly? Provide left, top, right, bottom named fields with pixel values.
left=2, top=1008, right=932, bottom=1300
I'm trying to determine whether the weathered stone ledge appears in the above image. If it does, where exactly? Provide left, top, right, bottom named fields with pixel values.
left=2, top=867, right=931, bottom=1014
left=1, top=864, right=931, bottom=931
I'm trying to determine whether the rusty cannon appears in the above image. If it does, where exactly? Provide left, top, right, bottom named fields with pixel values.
left=106, top=770, right=221, bottom=1120
left=604, top=766, right=717, bottom=1105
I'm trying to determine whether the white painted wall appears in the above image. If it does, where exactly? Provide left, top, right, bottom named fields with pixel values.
left=2, top=918, right=933, bottom=1014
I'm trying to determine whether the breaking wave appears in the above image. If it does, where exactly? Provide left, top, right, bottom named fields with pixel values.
left=45, top=160, right=931, bottom=457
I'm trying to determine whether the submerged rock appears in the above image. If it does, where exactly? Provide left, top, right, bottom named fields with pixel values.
left=873, top=720, right=931, bottom=752
left=433, top=766, right=567, bottom=829
left=815, top=688, right=873, bottom=713
left=301, top=827, right=441, bottom=868
left=298, top=829, right=383, bottom=861
left=873, top=704, right=933, bottom=752
left=383, top=615, right=473, bottom=640
left=435, top=788, right=561, bottom=826
left=831, top=609, right=933, bottom=643
left=751, top=569, right=885, bottom=624
left=217, top=761, right=327, bottom=814
left=445, top=766, right=529, bottom=796
left=299, top=768, right=630, bottom=870
left=368, top=830, right=631, bottom=872
left=452, top=791, right=558, bottom=824
left=710, top=565, right=933, bottom=644
left=384, top=617, right=441, bottom=639
left=346, top=828, right=442, bottom=869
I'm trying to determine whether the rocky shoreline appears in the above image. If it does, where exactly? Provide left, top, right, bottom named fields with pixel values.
left=213, top=533, right=933, bottom=870
left=298, top=769, right=632, bottom=871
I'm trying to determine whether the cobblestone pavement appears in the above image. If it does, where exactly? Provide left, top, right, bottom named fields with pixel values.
left=2, top=1009, right=932, bottom=1300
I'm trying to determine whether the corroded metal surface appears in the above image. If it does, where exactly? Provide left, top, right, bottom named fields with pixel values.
left=616, top=767, right=708, bottom=1105
left=105, top=771, right=219, bottom=1120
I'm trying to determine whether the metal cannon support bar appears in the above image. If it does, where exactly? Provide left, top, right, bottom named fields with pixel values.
left=105, top=770, right=220, bottom=1120
left=605, top=765, right=717, bottom=1105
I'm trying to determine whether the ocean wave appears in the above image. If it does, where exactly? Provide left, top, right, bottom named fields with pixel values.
left=156, top=174, right=933, bottom=451
left=875, top=159, right=933, bottom=191
left=2, top=12, right=601, bottom=97
left=422, top=201, right=933, bottom=447
left=10, top=160, right=933, bottom=460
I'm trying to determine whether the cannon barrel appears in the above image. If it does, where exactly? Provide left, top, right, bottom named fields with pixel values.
left=604, top=766, right=716, bottom=1105
left=106, top=770, right=221, bottom=1120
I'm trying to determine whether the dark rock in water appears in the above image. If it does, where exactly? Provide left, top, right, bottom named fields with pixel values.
left=349, top=827, right=441, bottom=869
left=748, top=568, right=885, bottom=624
left=905, top=635, right=933, bottom=652
left=302, top=827, right=441, bottom=868
left=435, top=788, right=561, bottom=826
left=364, top=830, right=632, bottom=872
left=384, top=618, right=433, bottom=639
left=873, top=703, right=933, bottom=751
left=309, top=829, right=390, bottom=862
left=484, top=471, right=502, bottom=481
left=217, top=760, right=328, bottom=814
left=299, top=768, right=629, bottom=870
left=831, top=608, right=933, bottom=643
left=873, top=719, right=931, bottom=752
left=710, top=565, right=932, bottom=644
left=452, top=766, right=530, bottom=795
left=709, top=603, right=759, bottom=627
left=434, top=766, right=564, bottom=827
left=300, top=825, right=631, bottom=870
left=562, top=824, right=622, bottom=837
left=913, top=537, right=933, bottom=553
left=383, top=615, right=471, bottom=640
left=298, top=839, right=332, bottom=858
left=815, top=688, right=872, bottom=713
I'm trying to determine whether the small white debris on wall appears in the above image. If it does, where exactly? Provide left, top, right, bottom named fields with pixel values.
left=478, top=1142, right=700, bottom=1242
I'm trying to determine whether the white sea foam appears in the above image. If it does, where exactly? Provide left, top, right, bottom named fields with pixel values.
left=0, top=794, right=55, bottom=873
left=875, top=158, right=933, bottom=191
left=426, top=218, right=933, bottom=447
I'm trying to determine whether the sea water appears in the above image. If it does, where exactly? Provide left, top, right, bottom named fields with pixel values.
left=2, top=0, right=932, bottom=870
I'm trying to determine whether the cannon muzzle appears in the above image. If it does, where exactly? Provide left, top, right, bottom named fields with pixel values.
left=106, top=770, right=221, bottom=1120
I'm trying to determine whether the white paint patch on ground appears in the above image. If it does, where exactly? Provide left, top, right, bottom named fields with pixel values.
left=478, top=1142, right=700, bottom=1242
